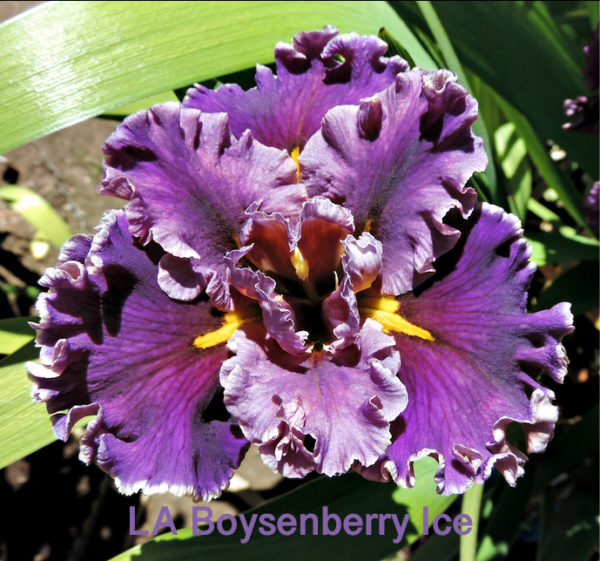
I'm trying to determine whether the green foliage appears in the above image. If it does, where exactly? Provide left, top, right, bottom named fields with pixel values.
left=0, top=341, right=55, bottom=470
left=417, top=2, right=497, bottom=195
left=0, top=0, right=434, bottom=155
left=392, top=1, right=598, bottom=174
left=534, top=261, right=599, bottom=317
left=0, top=316, right=35, bottom=355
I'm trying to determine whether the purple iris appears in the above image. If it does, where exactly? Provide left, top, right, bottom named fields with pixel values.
left=563, top=26, right=599, bottom=135
left=27, top=27, right=573, bottom=499
left=585, top=182, right=599, bottom=236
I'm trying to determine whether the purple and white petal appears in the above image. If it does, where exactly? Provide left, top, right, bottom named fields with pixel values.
left=221, top=320, right=406, bottom=477
left=342, top=232, right=383, bottom=293
left=359, top=204, right=573, bottom=494
left=27, top=210, right=249, bottom=499
left=183, top=27, right=409, bottom=151
left=100, top=103, right=306, bottom=306
left=301, top=70, right=487, bottom=295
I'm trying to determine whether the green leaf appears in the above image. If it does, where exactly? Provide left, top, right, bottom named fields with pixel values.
left=546, top=1, right=599, bottom=46
left=476, top=474, right=534, bottom=561
left=0, top=185, right=72, bottom=248
left=586, top=1, right=600, bottom=28
left=378, top=27, right=417, bottom=68
left=111, top=458, right=455, bottom=561
left=392, top=1, right=598, bottom=175
left=0, top=0, right=435, bottom=155
left=494, top=94, right=588, bottom=231
left=410, top=531, right=459, bottom=561
left=466, top=72, right=503, bottom=144
left=526, top=229, right=599, bottom=267
left=102, top=91, right=179, bottom=119
left=527, top=199, right=562, bottom=224
left=0, top=341, right=56, bottom=469
left=391, top=457, right=457, bottom=540
left=533, top=261, right=599, bottom=316
left=534, top=405, right=598, bottom=491
left=0, top=316, right=35, bottom=355
left=494, top=122, right=531, bottom=221
left=537, top=487, right=599, bottom=561
left=417, top=1, right=498, bottom=201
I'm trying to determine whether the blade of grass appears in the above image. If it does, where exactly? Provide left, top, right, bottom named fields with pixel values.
left=101, top=91, right=179, bottom=119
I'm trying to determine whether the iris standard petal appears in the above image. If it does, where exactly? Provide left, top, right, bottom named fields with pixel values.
left=300, top=70, right=488, bottom=295
left=358, top=204, right=573, bottom=495
left=27, top=210, right=249, bottom=499
left=183, top=26, right=409, bottom=151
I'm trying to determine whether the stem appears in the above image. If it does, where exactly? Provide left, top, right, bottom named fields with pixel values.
left=460, top=483, right=484, bottom=561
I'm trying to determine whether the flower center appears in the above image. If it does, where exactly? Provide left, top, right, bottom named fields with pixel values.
left=290, top=247, right=309, bottom=282
left=193, top=208, right=433, bottom=351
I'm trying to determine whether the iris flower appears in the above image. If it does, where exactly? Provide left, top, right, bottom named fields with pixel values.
left=27, top=27, right=573, bottom=499
left=585, top=182, right=599, bottom=236
left=563, top=26, right=599, bottom=135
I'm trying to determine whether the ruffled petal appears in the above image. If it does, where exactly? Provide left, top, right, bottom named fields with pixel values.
left=183, top=27, right=409, bottom=150
left=227, top=198, right=356, bottom=353
left=322, top=232, right=383, bottom=346
left=300, top=70, right=487, bottom=294
left=221, top=320, right=407, bottom=477
left=225, top=243, right=309, bottom=355
left=240, top=208, right=297, bottom=280
left=100, top=102, right=306, bottom=306
left=359, top=204, right=573, bottom=494
left=27, top=210, right=249, bottom=499
left=157, top=254, right=206, bottom=301
left=296, top=197, right=354, bottom=289
left=342, top=232, right=383, bottom=293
